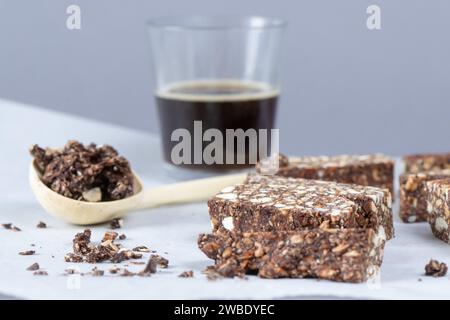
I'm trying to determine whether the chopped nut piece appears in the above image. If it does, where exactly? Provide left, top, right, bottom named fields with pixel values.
left=36, top=221, right=47, bottom=228
left=425, top=259, right=448, bottom=277
left=26, top=263, right=40, bottom=271
left=132, top=246, right=150, bottom=253
left=82, top=187, right=102, bottom=202
left=102, top=231, right=118, bottom=242
left=109, top=218, right=123, bottom=229
left=19, top=250, right=35, bottom=256
left=179, top=270, right=194, bottom=278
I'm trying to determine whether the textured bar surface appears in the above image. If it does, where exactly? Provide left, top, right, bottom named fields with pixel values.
left=403, top=153, right=450, bottom=174
left=258, top=154, right=394, bottom=195
left=208, top=174, right=393, bottom=240
left=198, top=228, right=384, bottom=283
left=426, top=179, right=450, bottom=243
left=400, top=170, right=450, bottom=223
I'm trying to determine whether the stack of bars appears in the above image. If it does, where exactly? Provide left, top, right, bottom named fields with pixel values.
left=198, top=154, right=395, bottom=283
left=400, top=153, right=450, bottom=243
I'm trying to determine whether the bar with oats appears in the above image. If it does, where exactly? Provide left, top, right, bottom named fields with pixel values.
left=198, top=228, right=384, bottom=283
left=400, top=170, right=450, bottom=223
left=257, top=154, right=394, bottom=195
left=403, top=153, right=450, bottom=174
left=208, top=174, right=393, bottom=240
left=426, top=179, right=450, bottom=244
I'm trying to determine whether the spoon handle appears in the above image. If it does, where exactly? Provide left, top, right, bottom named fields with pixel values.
left=137, top=173, right=247, bottom=209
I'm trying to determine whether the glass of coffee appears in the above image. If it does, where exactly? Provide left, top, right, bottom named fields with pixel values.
left=147, top=16, right=285, bottom=175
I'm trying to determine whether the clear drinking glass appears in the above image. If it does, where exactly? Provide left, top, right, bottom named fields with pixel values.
left=147, top=16, right=285, bottom=174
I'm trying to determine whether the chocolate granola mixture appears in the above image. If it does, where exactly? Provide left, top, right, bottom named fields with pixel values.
left=399, top=170, right=450, bottom=223
left=425, top=179, right=450, bottom=243
left=30, top=140, right=135, bottom=202
left=258, top=153, right=394, bottom=195
left=403, top=153, right=450, bottom=174
left=199, top=228, right=384, bottom=283
left=209, top=174, right=393, bottom=240
left=65, top=229, right=142, bottom=264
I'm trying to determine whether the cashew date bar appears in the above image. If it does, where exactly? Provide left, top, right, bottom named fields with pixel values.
left=209, top=174, right=393, bottom=240
left=400, top=170, right=450, bottom=223
left=403, top=153, right=450, bottom=174
left=258, top=154, right=394, bottom=195
left=198, top=228, right=384, bottom=282
left=426, top=179, right=450, bottom=244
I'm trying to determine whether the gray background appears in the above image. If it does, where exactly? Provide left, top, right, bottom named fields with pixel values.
left=0, top=0, right=448, bottom=156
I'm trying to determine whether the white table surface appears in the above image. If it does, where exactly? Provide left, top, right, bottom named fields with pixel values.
left=1, top=99, right=450, bottom=300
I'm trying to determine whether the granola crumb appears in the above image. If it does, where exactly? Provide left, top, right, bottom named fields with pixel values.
left=202, top=266, right=222, bottom=281
left=65, top=268, right=78, bottom=275
left=19, top=250, right=35, bottom=256
left=109, top=218, right=123, bottom=229
left=33, top=270, right=48, bottom=276
left=2, top=223, right=21, bottom=231
left=121, top=269, right=135, bottom=277
left=36, top=221, right=47, bottom=228
left=26, top=263, right=40, bottom=271
left=132, top=246, right=150, bottom=253
left=91, top=267, right=104, bottom=276
left=179, top=270, right=194, bottom=278
left=141, top=256, right=158, bottom=275
left=109, top=267, right=121, bottom=274
left=65, top=228, right=143, bottom=264
left=151, top=254, right=169, bottom=268
left=425, top=259, right=448, bottom=277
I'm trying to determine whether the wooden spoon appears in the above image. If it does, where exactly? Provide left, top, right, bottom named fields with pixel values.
left=29, top=162, right=246, bottom=225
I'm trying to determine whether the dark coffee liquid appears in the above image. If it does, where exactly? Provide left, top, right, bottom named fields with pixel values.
left=156, top=80, right=278, bottom=170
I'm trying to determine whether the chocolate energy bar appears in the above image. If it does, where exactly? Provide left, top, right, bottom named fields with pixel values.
left=403, top=153, right=450, bottom=174
left=198, top=228, right=384, bottom=283
left=208, top=174, right=393, bottom=240
left=257, top=154, right=394, bottom=195
left=426, top=179, right=450, bottom=243
left=400, top=170, right=450, bottom=223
